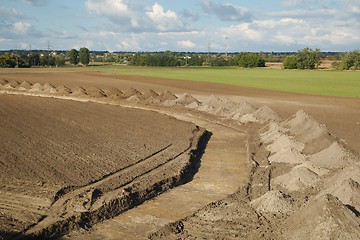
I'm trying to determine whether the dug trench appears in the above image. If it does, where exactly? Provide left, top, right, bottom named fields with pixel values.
left=23, top=129, right=211, bottom=239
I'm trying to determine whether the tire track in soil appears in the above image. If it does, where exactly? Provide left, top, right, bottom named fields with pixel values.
left=64, top=113, right=248, bottom=240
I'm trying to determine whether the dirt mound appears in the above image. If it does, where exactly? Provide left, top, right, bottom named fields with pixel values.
left=175, top=93, right=200, bottom=105
left=3, top=79, right=20, bottom=89
left=250, top=190, right=294, bottom=215
left=260, top=122, right=287, bottom=144
left=281, top=110, right=333, bottom=154
left=87, top=86, right=106, bottom=98
left=319, top=178, right=360, bottom=212
left=122, top=87, right=142, bottom=99
left=162, top=93, right=200, bottom=107
left=70, top=87, right=88, bottom=97
left=324, top=163, right=360, bottom=189
left=0, top=79, right=9, bottom=86
left=253, top=106, right=281, bottom=123
left=56, top=85, right=72, bottom=95
left=126, top=95, right=142, bottom=103
left=268, top=147, right=306, bottom=164
left=197, top=96, right=255, bottom=118
left=310, top=141, right=358, bottom=169
left=273, top=166, right=320, bottom=191
left=296, top=161, right=330, bottom=177
left=238, top=114, right=259, bottom=123
left=266, top=134, right=304, bottom=153
left=283, top=194, right=360, bottom=240
left=185, top=101, right=201, bottom=109
left=105, top=87, right=123, bottom=99
left=30, top=82, right=43, bottom=92
left=42, top=83, right=58, bottom=94
left=142, top=89, right=159, bottom=99
left=19, top=81, right=33, bottom=90
left=159, top=90, right=178, bottom=101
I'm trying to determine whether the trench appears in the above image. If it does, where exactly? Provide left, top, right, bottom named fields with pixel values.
left=64, top=113, right=248, bottom=239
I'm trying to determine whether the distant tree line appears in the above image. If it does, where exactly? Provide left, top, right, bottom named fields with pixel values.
left=0, top=47, right=90, bottom=68
left=127, top=51, right=266, bottom=68
left=1, top=47, right=359, bottom=70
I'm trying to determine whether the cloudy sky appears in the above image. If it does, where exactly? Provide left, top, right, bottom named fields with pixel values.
left=1, top=0, right=359, bottom=52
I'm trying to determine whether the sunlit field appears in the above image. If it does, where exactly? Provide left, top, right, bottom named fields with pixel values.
left=95, top=65, right=360, bottom=98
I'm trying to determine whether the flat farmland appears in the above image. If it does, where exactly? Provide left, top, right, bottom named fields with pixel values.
left=95, top=66, right=360, bottom=98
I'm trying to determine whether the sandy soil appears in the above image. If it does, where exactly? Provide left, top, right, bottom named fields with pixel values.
left=1, top=69, right=360, bottom=239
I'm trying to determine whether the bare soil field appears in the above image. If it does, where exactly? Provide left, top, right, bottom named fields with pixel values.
left=1, top=69, right=360, bottom=239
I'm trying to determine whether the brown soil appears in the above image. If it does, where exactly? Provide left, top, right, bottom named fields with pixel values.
left=1, top=69, right=359, bottom=239
left=0, top=93, right=208, bottom=239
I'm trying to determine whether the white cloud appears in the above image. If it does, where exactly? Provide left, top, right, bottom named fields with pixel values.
left=146, top=3, right=184, bottom=31
left=12, top=21, right=31, bottom=34
left=177, top=40, right=196, bottom=49
left=351, top=6, right=360, bottom=14
left=85, top=0, right=128, bottom=16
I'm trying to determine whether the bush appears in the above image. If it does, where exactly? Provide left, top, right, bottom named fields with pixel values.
left=238, top=53, right=265, bottom=68
left=283, top=48, right=321, bottom=69
left=283, top=55, right=299, bottom=69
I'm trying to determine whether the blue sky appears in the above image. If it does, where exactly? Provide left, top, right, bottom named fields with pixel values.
left=1, top=0, right=359, bottom=52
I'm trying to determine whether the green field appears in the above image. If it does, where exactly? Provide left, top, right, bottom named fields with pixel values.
left=2, top=65, right=359, bottom=98
left=95, top=66, right=360, bottom=98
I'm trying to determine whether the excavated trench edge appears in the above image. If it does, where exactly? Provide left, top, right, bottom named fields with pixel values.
left=15, top=128, right=211, bottom=240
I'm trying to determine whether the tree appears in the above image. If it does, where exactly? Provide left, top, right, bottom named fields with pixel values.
left=237, top=53, right=266, bottom=68
left=55, top=55, right=66, bottom=67
left=79, top=47, right=90, bottom=65
left=283, top=55, right=299, bottom=69
left=296, top=48, right=321, bottom=69
left=0, top=54, right=17, bottom=68
left=282, top=48, right=321, bottom=69
left=67, top=48, right=78, bottom=65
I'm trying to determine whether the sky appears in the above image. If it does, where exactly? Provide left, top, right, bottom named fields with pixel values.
left=1, top=0, right=359, bottom=52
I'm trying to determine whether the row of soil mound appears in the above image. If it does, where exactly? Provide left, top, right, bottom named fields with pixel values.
left=151, top=108, right=360, bottom=239
left=1, top=80, right=283, bottom=127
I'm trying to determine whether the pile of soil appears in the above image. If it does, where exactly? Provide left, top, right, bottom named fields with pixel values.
left=104, top=87, right=123, bottom=100
left=29, top=82, right=43, bottom=92
left=87, top=86, right=106, bottom=98
left=19, top=81, right=33, bottom=90
left=281, top=110, right=333, bottom=154
left=56, top=85, right=72, bottom=95
left=282, top=194, right=360, bottom=240
left=250, top=190, right=294, bottom=215
left=122, top=87, right=142, bottom=99
left=70, top=86, right=88, bottom=97
left=42, top=83, right=58, bottom=94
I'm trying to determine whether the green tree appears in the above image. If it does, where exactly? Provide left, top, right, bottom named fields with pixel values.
left=283, top=55, right=299, bottom=69
left=0, top=54, right=17, bottom=68
left=296, top=48, right=321, bottom=69
left=237, top=53, right=265, bottom=68
left=55, top=55, right=66, bottom=67
left=67, top=48, right=79, bottom=65
left=79, top=47, right=90, bottom=65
